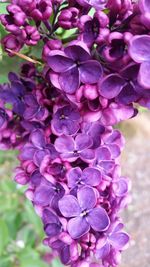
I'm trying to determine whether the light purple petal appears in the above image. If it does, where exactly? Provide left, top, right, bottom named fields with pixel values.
left=113, top=178, right=129, bottom=197
left=108, top=144, right=121, bottom=158
left=99, top=74, right=125, bottom=99
left=30, top=129, right=45, bottom=148
left=67, top=216, right=90, bottom=239
left=129, top=35, right=150, bottom=63
left=138, top=61, right=150, bottom=89
left=139, top=0, right=150, bottom=13
left=33, top=149, right=48, bottom=166
left=47, top=53, right=74, bottom=72
left=79, top=60, right=103, bottom=84
left=20, top=144, right=36, bottom=160
left=109, top=232, right=129, bottom=249
left=67, top=167, right=82, bottom=188
left=75, top=134, right=93, bottom=151
left=77, top=186, right=97, bottom=210
left=80, top=148, right=95, bottom=161
left=82, top=167, right=101, bottom=186
left=96, top=147, right=111, bottom=161
left=58, top=195, right=81, bottom=217
left=96, top=243, right=110, bottom=259
left=55, top=136, right=74, bottom=153
left=88, top=207, right=110, bottom=231
left=34, top=186, right=54, bottom=206
left=99, top=160, right=115, bottom=171
left=59, top=67, right=80, bottom=94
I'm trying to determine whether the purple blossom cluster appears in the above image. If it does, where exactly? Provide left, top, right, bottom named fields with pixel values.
left=1, top=0, right=150, bottom=266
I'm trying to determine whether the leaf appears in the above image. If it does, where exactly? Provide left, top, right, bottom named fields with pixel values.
left=0, top=219, right=9, bottom=255
left=0, top=3, right=8, bottom=15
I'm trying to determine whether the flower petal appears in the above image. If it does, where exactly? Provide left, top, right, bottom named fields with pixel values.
left=82, top=167, right=101, bottom=186
left=77, top=186, right=97, bottom=210
left=88, top=207, right=110, bottom=231
left=67, top=167, right=82, bottom=188
left=64, top=44, right=90, bottom=61
left=44, top=223, right=61, bottom=238
left=34, top=186, right=54, bottom=206
left=129, top=35, right=150, bottom=63
left=109, top=232, right=129, bottom=249
left=138, top=61, right=150, bottom=89
left=99, top=74, right=125, bottom=99
left=47, top=52, right=74, bottom=72
left=80, top=60, right=103, bottom=84
left=58, top=195, right=81, bottom=217
left=59, top=67, right=80, bottom=94
left=55, top=136, right=74, bottom=153
left=75, top=134, right=93, bottom=151
left=30, top=129, right=45, bottom=148
left=67, top=216, right=90, bottom=239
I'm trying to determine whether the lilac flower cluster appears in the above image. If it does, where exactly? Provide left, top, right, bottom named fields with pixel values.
left=1, top=0, right=150, bottom=266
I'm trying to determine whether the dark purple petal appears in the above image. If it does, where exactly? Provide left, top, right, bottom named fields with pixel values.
left=88, top=207, right=110, bottom=231
left=79, top=60, right=103, bottom=84
left=47, top=53, right=74, bottom=72
left=55, top=136, right=74, bottom=153
left=64, top=44, right=90, bottom=62
left=82, top=167, right=101, bottom=186
left=30, top=129, right=45, bottom=148
left=99, top=74, right=125, bottom=99
left=60, top=245, right=70, bottom=265
left=75, top=134, right=93, bottom=151
left=42, top=208, right=60, bottom=224
left=58, top=195, right=81, bottom=217
left=129, top=35, right=150, bottom=63
left=109, top=232, right=129, bottom=249
left=67, top=216, right=90, bottom=239
left=77, top=186, right=97, bottom=210
left=44, top=223, right=61, bottom=237
left=67, top=167, right=82, bottom=188
left=138, top=61, right=150, bottom=89
left=59, top=67, right=80, bottom=94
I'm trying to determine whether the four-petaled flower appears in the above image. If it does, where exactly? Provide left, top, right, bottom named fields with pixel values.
left=54, top=134, right=95, bottom=162
left=59, top=186, right=110, bottom=239
left=67, top=166, right=101, bottom=188
left=52, top=105, right=80, bottom=135
left=47, top=43, right=103, bottom=94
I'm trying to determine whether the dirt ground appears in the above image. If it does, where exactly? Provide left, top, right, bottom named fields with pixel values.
left=120, top=112, right=150, bottom=267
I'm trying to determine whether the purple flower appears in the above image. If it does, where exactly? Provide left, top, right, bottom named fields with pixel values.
left=20, top=129, right=58, bottom=166
left=98, top=64, right=141, bottom=105
left=42, top=208, right=62, bottom=238
left=30, top=0, right=52, bottom=21
left=82, top=121, right=105, bottom=149
left=129, top=35, right=150, bottom=89
left=59, top=186, right=110, bottom=239
left=21, top=25, right=40, bottom=46
left=58, top=7, right=79, bottom=29
left=23, top=93, right=48, bottom=121
left=2, top=34, right=23, bottom=55
left=0, top=4, right=26, bottom=33
left=67, top=167, right=101, bottom=188
left=54, top=134, right=95, bottom=162
left=94, top=146, right=115, bottom=175
left=33, top=180, right=65, bottom=207
left=51, top=105, right=80, bottom=135
left=47, top=43, right=103, bottom=94
left=96, top=222, right=129, bottom=259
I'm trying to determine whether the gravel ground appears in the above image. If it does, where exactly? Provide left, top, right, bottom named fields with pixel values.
left=120, top=112, right=150, bottom=267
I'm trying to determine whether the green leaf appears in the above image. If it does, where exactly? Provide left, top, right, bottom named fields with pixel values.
left=0, top=3, right=8, bottom=15
left=0, top=219, right=9, bottom=255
